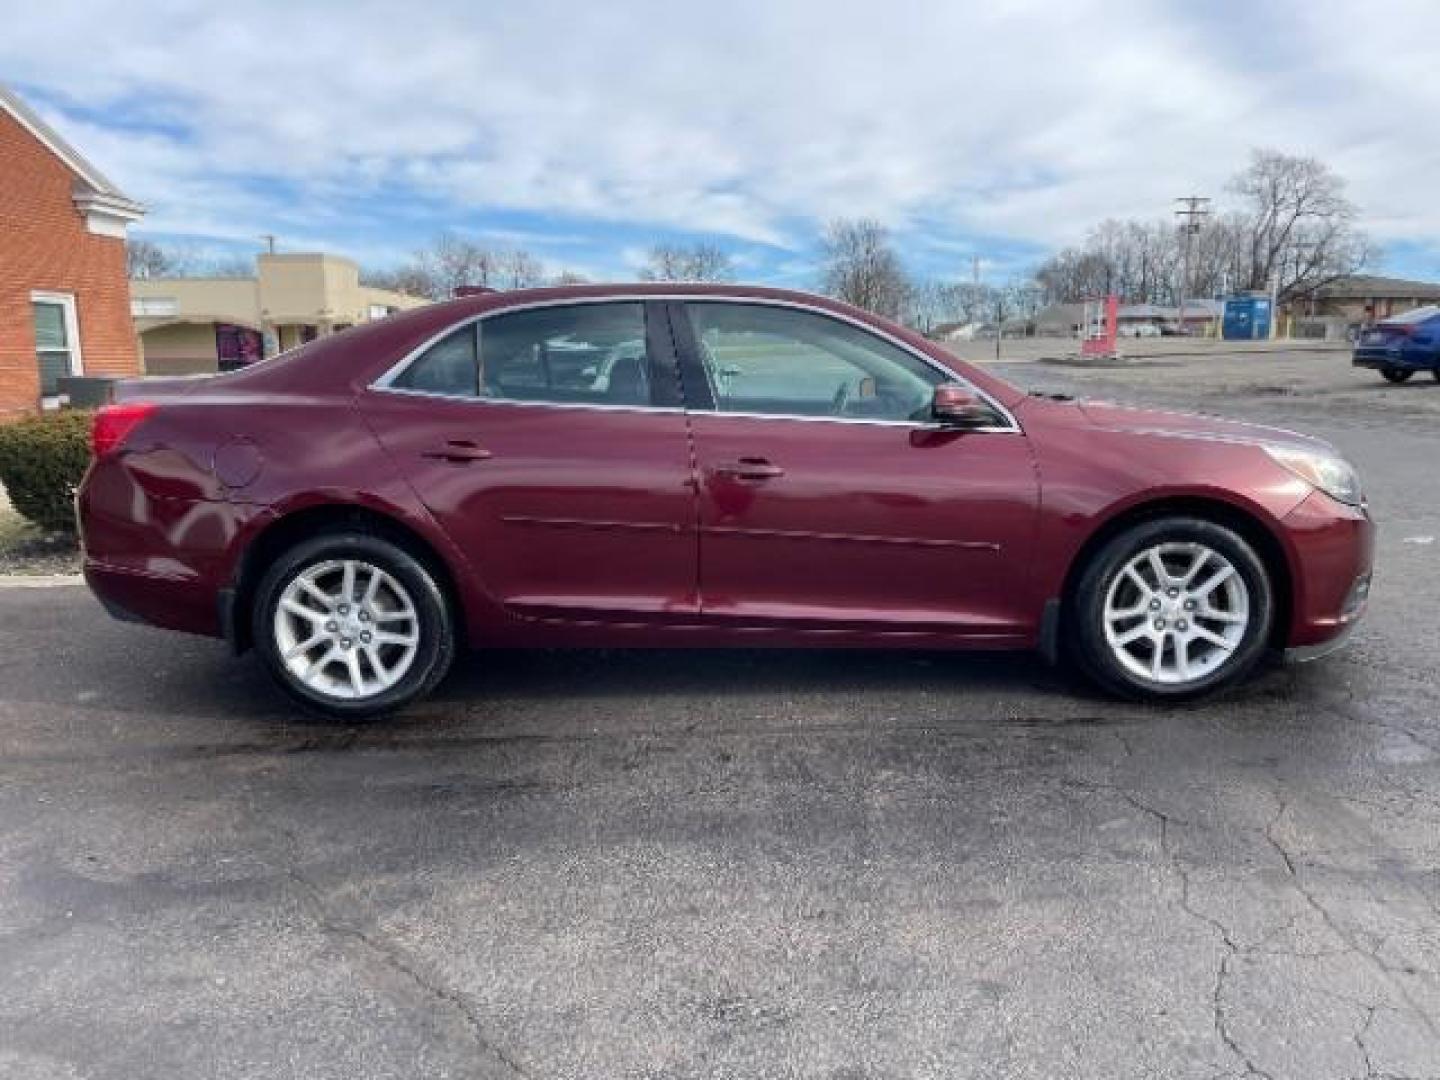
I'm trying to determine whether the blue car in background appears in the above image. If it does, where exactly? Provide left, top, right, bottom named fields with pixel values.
left=1353, top=306, right=1440, bottom=383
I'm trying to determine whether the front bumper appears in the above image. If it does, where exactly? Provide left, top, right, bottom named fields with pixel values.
left=1284, top=616, right=1361, bottom=663
left=1279, top=491, right=1374, bottom=655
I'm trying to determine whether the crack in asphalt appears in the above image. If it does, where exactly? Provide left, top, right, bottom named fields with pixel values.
left=1065, top=777, right=1276, bottom=1079
left=1067, top=762, right=1440, bottom=1080
left=236, top=795, right=531, bottom=1080
left=277, top=862, right=531, bottom=1079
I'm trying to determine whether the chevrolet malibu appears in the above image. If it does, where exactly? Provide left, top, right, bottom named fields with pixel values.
left=78, top=285, right=1373, bottom=717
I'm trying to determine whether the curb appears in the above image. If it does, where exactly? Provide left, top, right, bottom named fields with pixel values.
left=0, top=574, right=83, bottom=588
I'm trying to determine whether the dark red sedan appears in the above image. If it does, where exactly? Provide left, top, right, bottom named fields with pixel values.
left=78, top=285, right=1373, bottom=717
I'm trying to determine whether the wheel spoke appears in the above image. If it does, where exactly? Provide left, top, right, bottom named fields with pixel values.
left=343, top=649, right=364, bottom=695
left=374, top=629, right=418, bottom=647
left=281, top=598, right=326, bottom=624
left=1146, top=550, right=1170, bottom=589
left=1111, top=623, right=1150, bottom=648
left=284, top=631, right=328, bottom=660
left=1178, top=548, right=1209, bottom=587
left=1193, top=564, right=1235, bottom=601
left=1123, top=567, right=1153, bottom=596
left=1198, top=605, right=1246, bottom=624
left=362, top=567, right=383, bottom=607
left=1150, top=633, right=1166, bottom=678
left=341, top=561, right=357, bottom=604
left=304, top=645, right=340, bottom=680
left=1191, top=625, right=1236, bottom=650
left=1174, top=635, right=1192, bottom=681
left=363, top=645, right=392, bottom=687
left=298, top=579, right=334, bottom=609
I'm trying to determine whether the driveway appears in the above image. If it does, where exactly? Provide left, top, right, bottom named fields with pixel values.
left=1, top=348, right=1438, bottom=1079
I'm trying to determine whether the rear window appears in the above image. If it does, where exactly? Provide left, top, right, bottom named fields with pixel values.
left=387, top=303, right=653, bottom=407
left=390, top=326, right=478, bottom=396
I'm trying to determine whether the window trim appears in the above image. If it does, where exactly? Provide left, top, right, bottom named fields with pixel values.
left=371, top=294, right=1020, bottom=433
left=31, top=291, right=85, bottom=393
left=373, top=299, right=679, bottom=413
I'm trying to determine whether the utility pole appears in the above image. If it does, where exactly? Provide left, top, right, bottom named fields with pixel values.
left=259, top=234, right=277, bottom=255
left=1174, top=196, right=1210, bottom=335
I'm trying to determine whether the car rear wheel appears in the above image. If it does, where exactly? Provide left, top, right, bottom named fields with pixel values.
left=253, top=532, right=455, bottom=719
left=1381, top=366, right=1414, bottom=383
left=1071, top=517, right=1273, bottom=700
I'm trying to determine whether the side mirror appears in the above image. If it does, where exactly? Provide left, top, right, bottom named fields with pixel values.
left=931, top=383, right=996, bottom=428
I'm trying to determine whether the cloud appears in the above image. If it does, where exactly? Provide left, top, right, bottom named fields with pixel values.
left=5, top=0, right=1439, bottom=279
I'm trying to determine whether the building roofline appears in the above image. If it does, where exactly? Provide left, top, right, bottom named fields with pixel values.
left=0, top=81, right=145, bottom=216
left=1314, top=274, right=1440, bottom=299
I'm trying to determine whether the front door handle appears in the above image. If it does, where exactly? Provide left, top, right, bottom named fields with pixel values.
left=712, top=457, right=784, bottom=481
left=422, top=440, right=492, bottom=463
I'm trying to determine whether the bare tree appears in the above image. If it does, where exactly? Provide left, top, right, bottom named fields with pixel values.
left=904, top=281, right=1005, bottom=333
left=493, top=249, right=546, bottom=290
left=1031, top=148, right=1372, bottom=307
left=819, top=218, right=910, bottom=319
left=550, top=270, right=591, bottom=286
left=126, top=239, right=175, bottom=279
left=363, top=234, right=551, bottom=299
left=639, top=242, right=734, bottom=282
left=361, top=263, right=441, bottom=298
left=1229, top=149, right=1370, bottom=301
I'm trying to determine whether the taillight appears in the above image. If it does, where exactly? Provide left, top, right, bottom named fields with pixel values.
left=91, top=402, right=158, bottom=458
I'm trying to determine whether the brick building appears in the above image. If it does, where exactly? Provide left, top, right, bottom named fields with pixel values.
left=0, top=83, right=145, bottom=420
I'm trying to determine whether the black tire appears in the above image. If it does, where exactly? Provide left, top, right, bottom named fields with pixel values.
left=1381, top=367, right=1414, bottom=383
left=252, top=531, right=455, bottom=719
left=1070, top=517, right=1274, bottom=701
left=1432, top=368, right=1440, bottom=382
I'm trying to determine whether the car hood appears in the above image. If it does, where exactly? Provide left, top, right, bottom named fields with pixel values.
left=1075, top=399, right=1335, bottom=454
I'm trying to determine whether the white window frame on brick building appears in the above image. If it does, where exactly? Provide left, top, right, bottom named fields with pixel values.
left=31, top=290, right=84, bottom=406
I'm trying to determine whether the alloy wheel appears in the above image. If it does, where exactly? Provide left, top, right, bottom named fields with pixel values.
left=272, top=559, right=421, bottom=700
left=1102, top=542, right=1250, bottom=686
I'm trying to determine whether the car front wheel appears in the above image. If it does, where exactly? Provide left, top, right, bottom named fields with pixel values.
left=1071, top=518, right=1273, bottom=700
left=1381, top=367, right=1414, bottom=383
left=253, top=532, right=455, bottom=719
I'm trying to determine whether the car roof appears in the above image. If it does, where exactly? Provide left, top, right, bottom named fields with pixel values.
left=1381, top=305, right=1440, bottom=325
left=206, top=283, right=1026, bottom=409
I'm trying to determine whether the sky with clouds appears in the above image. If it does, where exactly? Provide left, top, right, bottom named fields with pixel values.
left=5, top=0, right=1440, bottom=285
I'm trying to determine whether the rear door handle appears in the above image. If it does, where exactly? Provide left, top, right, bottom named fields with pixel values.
left=712, top=457, right=784, bottom=481
left=422, top=440, right=492, bottom=463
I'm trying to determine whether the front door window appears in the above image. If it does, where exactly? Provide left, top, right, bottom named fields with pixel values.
left=683, top=302, right=944, bottom=422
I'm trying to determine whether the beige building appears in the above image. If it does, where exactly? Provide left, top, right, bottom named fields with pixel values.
left=131, top=253, right=429, bottom=375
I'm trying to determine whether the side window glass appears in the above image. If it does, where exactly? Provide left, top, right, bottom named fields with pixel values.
left=479, top=303, right=651, bottom=407
left=683, top=303, right=943, bottom=421
left=390, top=326, right=478, bottom=396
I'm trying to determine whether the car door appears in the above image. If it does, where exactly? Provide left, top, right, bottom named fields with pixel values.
left=670, top=299, right=1039, bottom=638
left=360, top=299, right=699, bottom=623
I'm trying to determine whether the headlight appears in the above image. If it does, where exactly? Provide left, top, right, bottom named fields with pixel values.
left=1265, top=445, right=1364, bottom=506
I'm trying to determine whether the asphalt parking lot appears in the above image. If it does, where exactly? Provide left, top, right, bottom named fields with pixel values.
left=3, top=346, right=1439, bottom=1079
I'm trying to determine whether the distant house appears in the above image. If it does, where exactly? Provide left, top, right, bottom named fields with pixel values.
left=1033, top=303, right=1084, bottom=337
left=130, top=253, right=429, bottom=375
left=1296, top=275, right=1440, bottom=324
left=1117, top=301, right=1222, bottom=333
left=929, top=321, right=984, bottom=342
left=0, top=83, right=145, bottom=419
left=1031, top=300, right=1220, bottom=338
